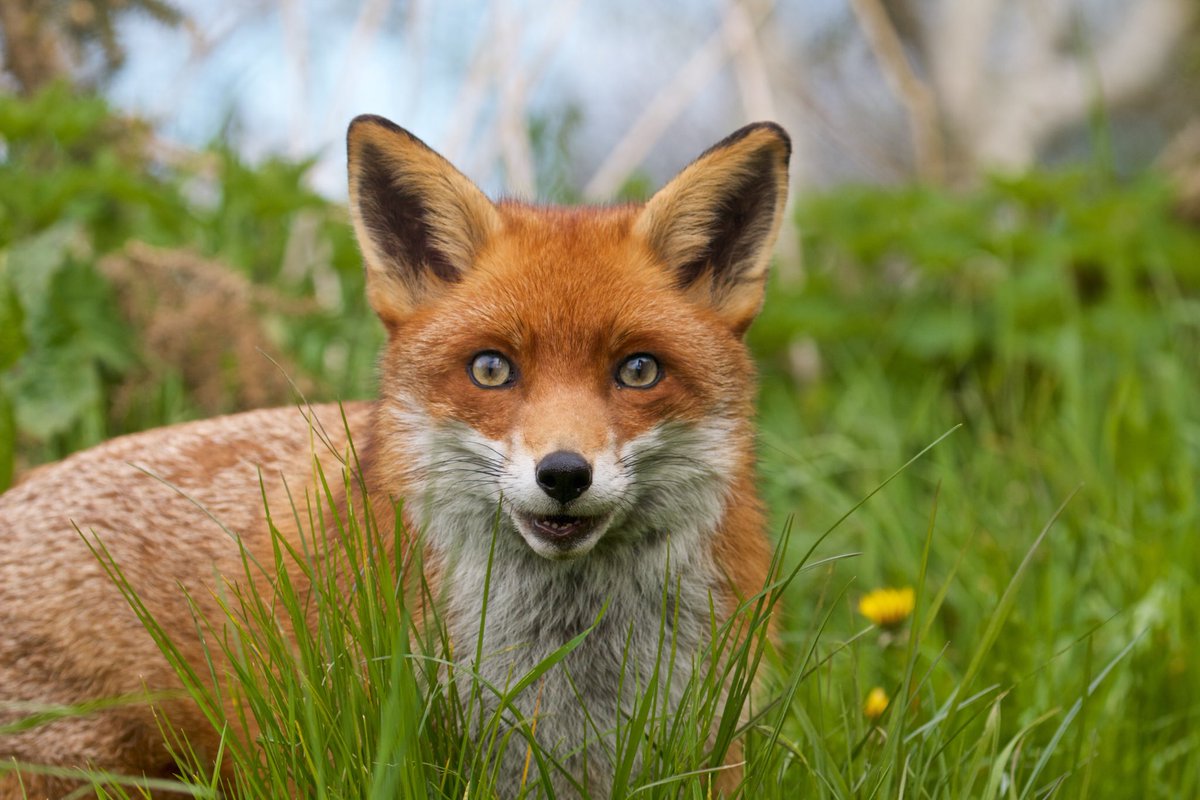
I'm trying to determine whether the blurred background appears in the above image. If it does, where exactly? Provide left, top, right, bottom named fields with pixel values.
left=7, top=0, right=1200, bottom=196
left=2, top=1, right=1199, bottom=794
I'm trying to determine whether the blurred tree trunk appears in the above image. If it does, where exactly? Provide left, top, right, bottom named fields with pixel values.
left=0, top=0, right=66, bottom=94
left=0, top=0, right=183, bottom=93
left=1161, top=120, right=1200, bottom=223
left=870, top=0, right=1192, bottom=181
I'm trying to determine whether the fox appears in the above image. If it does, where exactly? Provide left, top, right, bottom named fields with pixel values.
left=0, top=115, right=790, bottom=798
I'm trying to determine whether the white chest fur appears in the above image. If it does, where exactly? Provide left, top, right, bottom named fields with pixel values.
left=438, top=523, right=719, bottom=798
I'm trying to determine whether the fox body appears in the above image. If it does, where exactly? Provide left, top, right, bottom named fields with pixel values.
left=0, top=117, right=790, bottom=797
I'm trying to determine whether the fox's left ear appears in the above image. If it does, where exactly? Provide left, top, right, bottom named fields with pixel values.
left=634, top=123, right=790, bottom=335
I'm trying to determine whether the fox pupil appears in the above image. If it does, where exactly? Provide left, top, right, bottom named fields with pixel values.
left=618, top=354, right=660, bottom=388
left=470, top=352, right=512, bottom=387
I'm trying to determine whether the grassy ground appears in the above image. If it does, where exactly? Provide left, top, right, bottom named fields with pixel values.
left=748, top=174, right=1200, bottom=797
left=2, top=92, right=1199, bottom=797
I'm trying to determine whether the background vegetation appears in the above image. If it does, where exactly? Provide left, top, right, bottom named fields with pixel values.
left=3, top=0, right=1200, bottom=796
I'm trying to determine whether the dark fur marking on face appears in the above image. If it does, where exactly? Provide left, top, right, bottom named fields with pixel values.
left=356, top=142, right=461, bottom=285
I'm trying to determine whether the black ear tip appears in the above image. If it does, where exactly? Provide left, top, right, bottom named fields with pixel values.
left=349, top=113, right=396, bottom=134
left=347, top=114, right=424, bottom=147
left=738, top=121, right=791, bottom=165
left=702, top=121, right=792, bottom=165
left=347, top=116, right=443, bottom=166
left=750, top=121, right=791, bottom=159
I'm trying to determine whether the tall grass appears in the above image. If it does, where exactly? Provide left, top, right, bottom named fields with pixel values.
left=75, top=414, right=799, bottom=798
left=3, top=411, right=1147, bottom=798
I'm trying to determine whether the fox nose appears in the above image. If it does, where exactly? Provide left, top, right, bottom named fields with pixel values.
left=535, top=450, right=592, bottom=504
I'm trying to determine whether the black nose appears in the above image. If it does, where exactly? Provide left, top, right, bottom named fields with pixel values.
left=535, top=450, right=592, bottom=504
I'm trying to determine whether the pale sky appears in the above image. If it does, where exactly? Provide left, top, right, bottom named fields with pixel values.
left=107, top=0, right=838, bottom=198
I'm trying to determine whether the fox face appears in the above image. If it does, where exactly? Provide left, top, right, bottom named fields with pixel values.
left=348, top=117, right=790, bottom=567
left=376, top=208, right=757, bottom=562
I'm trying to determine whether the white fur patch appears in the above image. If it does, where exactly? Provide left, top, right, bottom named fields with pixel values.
left=385, top=398, right=743, bottom=795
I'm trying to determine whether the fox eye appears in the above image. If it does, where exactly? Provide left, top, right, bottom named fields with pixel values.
left=469, top=351, right=514, bottom=388
left=616, top=354, right=661, bottom=389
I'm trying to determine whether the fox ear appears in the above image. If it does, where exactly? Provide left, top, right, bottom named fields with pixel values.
left=634, top=123, right=790, bottom=335
left=347, top=115, right=501, bottom=326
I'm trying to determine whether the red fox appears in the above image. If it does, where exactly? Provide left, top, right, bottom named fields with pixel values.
left=0, top=116, right=790, bottom=798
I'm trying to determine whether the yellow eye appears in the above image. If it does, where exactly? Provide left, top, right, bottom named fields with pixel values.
left=469, top=352, right=514, bottom=388
left=616, top=354, right=661, bottom=388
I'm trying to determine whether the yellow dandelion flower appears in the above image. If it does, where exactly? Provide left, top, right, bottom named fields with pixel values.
left=858, top=586, right=915, bottom=628
left=864, top=687, right=889, bottom=720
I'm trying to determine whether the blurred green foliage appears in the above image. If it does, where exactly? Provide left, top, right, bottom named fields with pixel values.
left=755, top=170, right=1200, bottom=517
left=753, top=169, right=1200, bottom=532
left=0, top=84, right=380, bottom=485
left=759, top=173, right=1200, bottom=386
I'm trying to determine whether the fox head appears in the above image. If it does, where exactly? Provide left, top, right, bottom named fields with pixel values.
left=347, top=116, right=790, bottom=562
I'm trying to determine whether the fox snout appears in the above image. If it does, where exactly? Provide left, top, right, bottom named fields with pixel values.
left=534, top=450, right=592, bottom=503
left=518, top=449, right=605, bottom=556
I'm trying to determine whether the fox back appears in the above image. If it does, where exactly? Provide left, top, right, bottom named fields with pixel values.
left=0, top=117, right=790, bottom=798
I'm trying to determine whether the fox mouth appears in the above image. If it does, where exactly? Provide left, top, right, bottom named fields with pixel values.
left=517, top=513, right=604, bottom=554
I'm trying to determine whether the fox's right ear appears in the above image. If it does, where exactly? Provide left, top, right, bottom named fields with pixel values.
left=347, top=115, right=500, bottom=326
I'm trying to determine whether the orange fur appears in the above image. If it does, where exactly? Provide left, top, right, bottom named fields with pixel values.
left=0, top=117, right=790, bottom=798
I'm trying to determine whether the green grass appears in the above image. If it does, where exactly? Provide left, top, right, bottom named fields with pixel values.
left=16, top=400, right=1183, bottom=797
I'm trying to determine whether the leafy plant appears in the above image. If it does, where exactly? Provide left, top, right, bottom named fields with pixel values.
left=0, top=85, right=382, bottom=487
